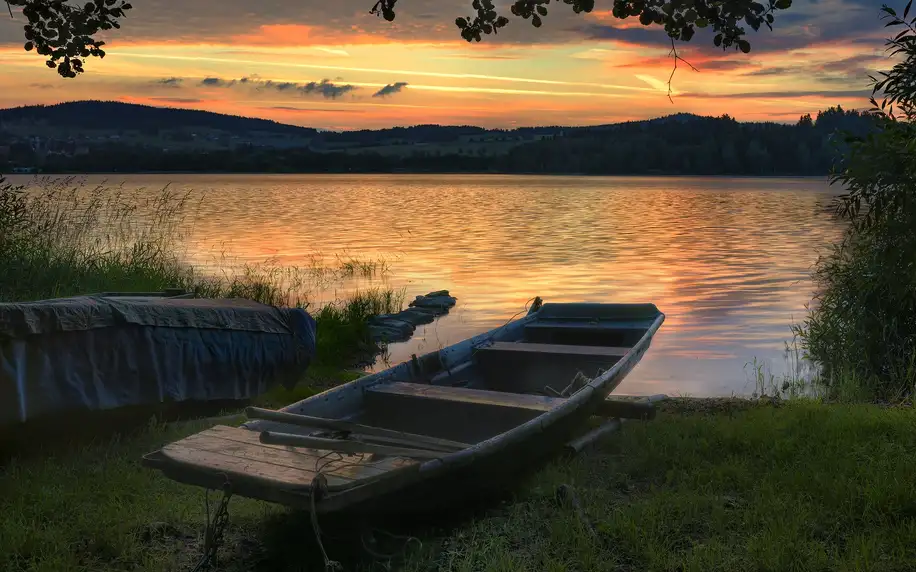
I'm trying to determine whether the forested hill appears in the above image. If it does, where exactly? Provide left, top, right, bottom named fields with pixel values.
left=0, top=101, right=319, bottom=137
left=0, top=101, right=875, bottom=175
left=494, top=107, right=874, bottom=176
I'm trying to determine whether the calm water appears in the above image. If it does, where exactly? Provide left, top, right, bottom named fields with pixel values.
left=17, top=173, right=846, bottom=397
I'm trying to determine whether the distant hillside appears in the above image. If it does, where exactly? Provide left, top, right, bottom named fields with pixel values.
left=0, top=101, right=699, bottom=148
left=0, top=101, right=876, bottom=176
left=0, top=101, right=319, bottom=137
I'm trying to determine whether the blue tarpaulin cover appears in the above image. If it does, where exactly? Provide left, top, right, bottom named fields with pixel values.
left=0, top=295, right=317, bottom=425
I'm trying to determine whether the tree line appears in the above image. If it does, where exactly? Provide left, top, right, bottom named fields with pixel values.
left=4, top=106, right=871, bottom=176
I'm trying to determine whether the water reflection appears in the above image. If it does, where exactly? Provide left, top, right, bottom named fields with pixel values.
left=37, top=173, right=844, bottom=397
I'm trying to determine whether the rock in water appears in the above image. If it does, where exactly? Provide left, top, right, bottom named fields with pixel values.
left=368, top=290, right=458, bottom=344
left=409, top=290, right=458, bottom=310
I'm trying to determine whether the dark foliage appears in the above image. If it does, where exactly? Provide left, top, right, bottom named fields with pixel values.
left=373, top=0, right=793, bottom=50
left=798, top=3, right=916, bottom=401
left=7, top=0, right=132, bottom=77
left=0, top=104, right=873, bottom=176
left=0, top=101, right=318, bottom=137
left=9, top=0, right=795, bottom=77
left=493, top=107, right=872, bottom=176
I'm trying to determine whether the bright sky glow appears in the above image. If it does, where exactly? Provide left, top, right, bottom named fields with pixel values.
left=0, top=0, right=889, bottom=130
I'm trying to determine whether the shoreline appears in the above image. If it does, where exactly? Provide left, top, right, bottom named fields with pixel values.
left=6, top=171, right=835, bottom=179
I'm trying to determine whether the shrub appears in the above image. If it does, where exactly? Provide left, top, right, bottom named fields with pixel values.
left=798, top=4, right=916, bottom=401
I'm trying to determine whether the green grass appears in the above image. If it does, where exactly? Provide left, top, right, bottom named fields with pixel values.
left=4, top=399, right=916, bottom=572
left=402, top=399, right=916, bottom=572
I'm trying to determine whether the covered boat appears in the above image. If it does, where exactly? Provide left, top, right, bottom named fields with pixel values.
left=0, top=292, right=317, bottom=428
left=142, top=300, right=664, bottom=516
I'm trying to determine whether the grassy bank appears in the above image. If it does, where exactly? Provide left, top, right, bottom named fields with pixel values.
left=0, top=175, right=402, bottom=370
left=404, top=399, right=916, bottom=572
left=4, top=398, right=916, bottom=571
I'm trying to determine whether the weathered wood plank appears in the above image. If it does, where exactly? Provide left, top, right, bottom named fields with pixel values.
left=260, top=431, right=446, bottom=460
left=206, top=424, right=417, bottom=480
left=525, top=319, right=654, bottom=332
left=162, top=435, right=328, bottom=489
left=160, top=425, right=418, bottom=491
left=245, top=407, right=469, bottom=452
left=366, top=381, right=565, bottom=412
left=481, top=341, right=630, bottom=357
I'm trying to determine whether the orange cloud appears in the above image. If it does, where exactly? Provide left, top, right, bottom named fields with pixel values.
left=230, top=23, right=455, bottom=47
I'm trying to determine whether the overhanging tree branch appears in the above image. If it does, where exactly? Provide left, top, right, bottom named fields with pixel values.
left=8, top=0, right=792, bottom=79
left=6, top=0, right=133, bottom=77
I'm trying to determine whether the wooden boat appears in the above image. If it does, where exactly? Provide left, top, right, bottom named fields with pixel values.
left=142, top=300, right=664, bottom=516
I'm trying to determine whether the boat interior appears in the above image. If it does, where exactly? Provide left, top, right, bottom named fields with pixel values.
left=143, top=303, right=663, bottom=508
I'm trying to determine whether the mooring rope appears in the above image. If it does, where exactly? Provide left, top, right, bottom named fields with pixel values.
left=190, top=474, right=233, bottom=572
left=360, top=526, right=423, bottom=561
left=309, top=473, right=343, bottom=572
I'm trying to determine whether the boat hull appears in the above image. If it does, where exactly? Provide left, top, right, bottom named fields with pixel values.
left=142, top=300, right=664, bottom=517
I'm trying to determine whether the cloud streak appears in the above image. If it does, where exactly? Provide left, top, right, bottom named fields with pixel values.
left=201, top=77, right=236, bottom=87
left=372, top=82, right=408, bottom=97
left=300, top=79, right=356, bottom=98
left=196, top=75, right=357, bottom=98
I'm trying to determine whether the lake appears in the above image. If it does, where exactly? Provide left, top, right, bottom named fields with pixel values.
left=15, top=173, right=846, bottom=397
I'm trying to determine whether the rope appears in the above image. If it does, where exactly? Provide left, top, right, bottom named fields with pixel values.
left=190, top=475, right=233, bottom=572
left=360, top=527, right=422, bottom=561
left=310, top=474, right=343, bottom=572
left=307, top=448, right=425, bottom=568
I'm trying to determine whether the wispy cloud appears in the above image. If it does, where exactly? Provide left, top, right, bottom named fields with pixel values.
left=314, top=47, right=350, bottom=57
left=372, top=82, right=408, bottom=97
left=200, top=77, right=236, bottom=87
left=265, top=106, right=365, bottom=114
left=683, top=89, right=872, bottom=100
left=300, top=79, right=356, bottom=98
left=149, top=97, right=205, bottom=104
left=635, top=74, right=679, bottom=95
left=156, top=77, right=184, bottom=87
left=194, top=75, right=357, bottom=99
left=109, top=52, right=658, bottom=93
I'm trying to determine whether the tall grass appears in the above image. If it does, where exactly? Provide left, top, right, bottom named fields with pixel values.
left=0, top=175, right=402, bottom=368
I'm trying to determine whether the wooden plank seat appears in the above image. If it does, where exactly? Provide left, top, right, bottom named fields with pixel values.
left=524, top=319, right=655, bottom=333
left=141, top=424, right=420, bottom=507
left=362, top=382, right=567, bottom=443
left=365, top=380, right=658, bottom=420
left=474, top=341, right=630, bottom=393
left=480, top=341, right=630, bottom=357
left=524, top=319, right=653, bottom=347
left=367, top=381, right=566, bottom=412
left=360, top=381, right=657, bottom=444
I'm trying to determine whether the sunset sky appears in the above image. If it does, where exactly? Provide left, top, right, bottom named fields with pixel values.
left=0, top=0, right=891, bottom=130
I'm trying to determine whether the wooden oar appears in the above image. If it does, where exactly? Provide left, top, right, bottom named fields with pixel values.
left=259, top=431, right=446, bottom=460
left=245, top=406, right=469, bottom=453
